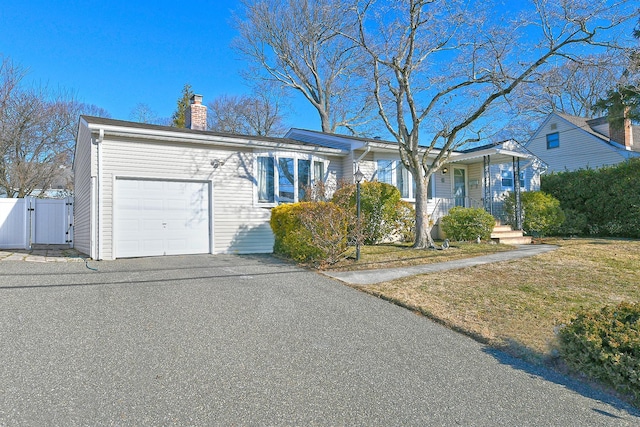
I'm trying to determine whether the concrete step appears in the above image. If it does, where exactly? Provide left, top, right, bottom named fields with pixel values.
left=492, top=225, right=513, bottom=233
left=492, top=236, right=533, bottom=245
left=490, top=230, right=526, bottom=239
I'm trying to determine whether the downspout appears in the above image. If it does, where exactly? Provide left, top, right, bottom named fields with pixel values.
left=353, top=143, right=371, bottom=178
left=95, top=128, right=104, bottom=260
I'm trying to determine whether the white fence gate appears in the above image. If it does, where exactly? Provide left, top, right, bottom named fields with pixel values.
left=0, top=197, right=73, bottom=249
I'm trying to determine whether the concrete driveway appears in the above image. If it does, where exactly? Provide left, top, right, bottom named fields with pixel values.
left=0, top=254, right=637, bottom=426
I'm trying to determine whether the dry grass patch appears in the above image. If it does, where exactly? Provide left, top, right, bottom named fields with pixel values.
left=361, top=238, right=640, bottom=363
left=326, top=241, right=513, bottom=271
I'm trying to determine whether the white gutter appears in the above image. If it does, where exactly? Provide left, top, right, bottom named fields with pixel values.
left=87, top=125, right=349, bottom=156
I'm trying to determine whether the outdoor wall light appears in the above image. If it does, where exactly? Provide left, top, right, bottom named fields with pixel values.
left=211, top=159, right=225, bottom=169
left=442, top=167, right=448, bottom=174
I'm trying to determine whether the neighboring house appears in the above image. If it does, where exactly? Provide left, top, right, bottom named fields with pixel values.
left=525, top=112, right=640, bottom=173
left=0, top=165, right=72, bottom=199
left=74, top=95, right=537, bottom=260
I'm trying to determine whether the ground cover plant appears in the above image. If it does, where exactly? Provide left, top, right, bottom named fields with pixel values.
left=357, top=239, right=640, bottom=396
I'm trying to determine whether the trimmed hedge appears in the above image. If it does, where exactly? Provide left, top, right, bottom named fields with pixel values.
left=557, top=302, right=640, bottom=403
left=541, top=159, right=640, bottom=238
left=441, top=206, right=495, bottom=241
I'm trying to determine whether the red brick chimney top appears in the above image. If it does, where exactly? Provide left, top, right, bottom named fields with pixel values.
left=185, top=94, right=207, bottom=131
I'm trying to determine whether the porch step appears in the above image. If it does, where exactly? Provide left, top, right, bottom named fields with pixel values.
left=493, top=236, right=533, bottom=245
left=491, top=223, right=532, bottom=245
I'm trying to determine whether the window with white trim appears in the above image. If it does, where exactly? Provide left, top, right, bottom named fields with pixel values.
left=376, top=160, right=432, bottom=200
left=257, top=155, right=326, bottom=205
left=546, top=132, right=559, bottom=149
left=257, top=157, right=274, bottom=203
left=501, top=170, right=525, bottom=189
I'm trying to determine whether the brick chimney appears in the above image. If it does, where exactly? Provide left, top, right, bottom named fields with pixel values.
left=609, top=107, right=633, bottom=149
left=185, top=94, right=207, bottom=131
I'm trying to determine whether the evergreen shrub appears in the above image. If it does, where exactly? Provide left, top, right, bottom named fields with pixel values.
left=557, top=302, right=640, bottom=404
left=441, top=207, right=494, bottom=241
left=503, top=191, right=565, bottom=236
left=541, top=159, right=640, bottom=238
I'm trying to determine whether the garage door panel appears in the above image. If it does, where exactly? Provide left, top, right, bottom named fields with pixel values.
left=115, top=179, right=210, bottom=258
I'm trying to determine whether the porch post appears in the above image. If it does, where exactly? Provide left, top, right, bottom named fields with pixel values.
left=513, top=157, right=522, bottom=230
left=483, top=155, right=491, bottom=214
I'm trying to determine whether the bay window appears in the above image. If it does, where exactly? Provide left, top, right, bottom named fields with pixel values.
left=257, top=155, right=325, bottom=205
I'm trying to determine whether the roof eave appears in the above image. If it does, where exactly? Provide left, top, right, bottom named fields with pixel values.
left=86, top=123, right=349, bottom=156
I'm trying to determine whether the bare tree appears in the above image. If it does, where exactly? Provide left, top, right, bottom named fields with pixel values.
left=524, top=55, right=623, bottom=118
left=130, top=103, right=159, bottom=124
left=0, top=56, right=96, bottom=197
left=593, top=18, right=640, bottom=125
left=207, top=88, right=288, bottom=136
left=352, top=0, right=637, bottom=248
left=494, top=53, right=627, bottom=141
left=234, top=0, right=373, bottom=133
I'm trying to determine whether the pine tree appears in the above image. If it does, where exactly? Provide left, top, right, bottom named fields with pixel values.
left=171, top=83, right=194, bottom=128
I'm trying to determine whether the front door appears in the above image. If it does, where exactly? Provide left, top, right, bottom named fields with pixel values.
left=453, top=167, right=466, bottom=207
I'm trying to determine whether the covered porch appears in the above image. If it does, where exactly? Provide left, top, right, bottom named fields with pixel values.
left=429, top=141, right=538, bottom=241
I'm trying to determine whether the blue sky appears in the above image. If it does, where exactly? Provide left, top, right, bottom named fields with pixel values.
left=0, top=0, right=319, bottom=129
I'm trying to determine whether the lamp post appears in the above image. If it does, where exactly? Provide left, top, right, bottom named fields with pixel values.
left=354, top=167, right=364, bottom=261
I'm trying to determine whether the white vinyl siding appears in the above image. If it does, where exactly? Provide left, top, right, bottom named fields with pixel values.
left=527, top=117, right=626, bottom=173
left=98, top=137, right=273, bottom=259
left=72, top=122, right=95, bottom=256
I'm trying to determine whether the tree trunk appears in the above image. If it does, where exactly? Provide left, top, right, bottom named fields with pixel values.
left=413, top=172, right=435, bottom=249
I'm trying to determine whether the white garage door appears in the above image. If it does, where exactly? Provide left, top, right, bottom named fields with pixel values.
left=115, top=179, right=210, bottom=258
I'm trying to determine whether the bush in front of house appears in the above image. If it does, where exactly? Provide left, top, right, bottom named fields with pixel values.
left=503, top=191, right=565, bottom=237
left=541, top=159, right=640, bottom=238
left=396, top=200, right=416, bottom=242
left=440, top=206, right=495, bottom=241
left=557, top=302, right=640, bottom=404
left=270, top=201, right=348, bottom=265
left=332, top=181, right=414, bottom=245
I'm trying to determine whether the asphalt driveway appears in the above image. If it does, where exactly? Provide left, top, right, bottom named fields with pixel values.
left=0, top=254, right=637, bottom=426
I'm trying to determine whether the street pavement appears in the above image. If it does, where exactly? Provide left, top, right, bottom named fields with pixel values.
left=0, top=253, right=637, bottom=425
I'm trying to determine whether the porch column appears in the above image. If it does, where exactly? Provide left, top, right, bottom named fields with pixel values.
left=483, top=155, right=491, bottom=214
left=513, top=157, right=522, bottom=230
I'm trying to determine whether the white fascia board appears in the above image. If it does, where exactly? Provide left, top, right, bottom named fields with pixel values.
left=449, top=148, right=532, bottom=163
left=364, top=141, right=444, bottom=159
left=86, top=123, right=349, bottom=156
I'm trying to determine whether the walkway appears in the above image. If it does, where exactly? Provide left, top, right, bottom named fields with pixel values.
left=0, top=244, right=84, bottom=263
left=324, top=244, right=558, bottom=285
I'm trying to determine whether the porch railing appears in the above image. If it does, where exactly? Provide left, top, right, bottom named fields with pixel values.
left=429, top=197, right=483, bottom=224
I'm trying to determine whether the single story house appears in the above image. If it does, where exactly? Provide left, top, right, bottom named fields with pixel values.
left=525, top=112, right=640, bottom=173
left=73, top=95, right=538, bottom=260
